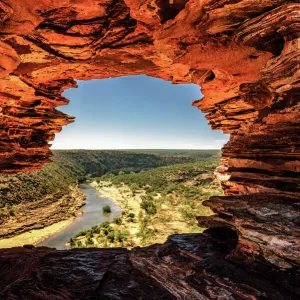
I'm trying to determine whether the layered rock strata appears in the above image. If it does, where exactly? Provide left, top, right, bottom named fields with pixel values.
left=0, top=186, right=85, bottom=239
left=0, top=0, right=299, bottom=298
left=0, top=233, right=299, bottom=299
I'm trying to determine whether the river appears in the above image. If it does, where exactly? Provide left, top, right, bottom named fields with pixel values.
left=37, top=184, right=122, bottom=250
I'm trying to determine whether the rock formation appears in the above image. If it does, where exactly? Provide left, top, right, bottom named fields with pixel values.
left=0, top=0, right=299, bottom=298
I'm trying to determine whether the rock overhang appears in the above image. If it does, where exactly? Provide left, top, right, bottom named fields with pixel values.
left=0, top=0, right=299, bottom=298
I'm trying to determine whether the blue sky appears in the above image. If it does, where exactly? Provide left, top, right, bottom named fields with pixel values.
left=51, top=75, right=229, bottom=149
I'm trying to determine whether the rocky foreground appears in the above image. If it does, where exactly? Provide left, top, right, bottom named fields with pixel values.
left=0, top=231, right=298, bottom=300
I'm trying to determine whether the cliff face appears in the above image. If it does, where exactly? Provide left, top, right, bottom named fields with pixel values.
left=0, top=0, right=299, bottom=298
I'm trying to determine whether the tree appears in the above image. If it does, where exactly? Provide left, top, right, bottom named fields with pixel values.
left=103, top=205, right=111, bottom=213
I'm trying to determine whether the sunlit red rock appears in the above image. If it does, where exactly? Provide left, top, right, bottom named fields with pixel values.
left=0, top=0, right=299, bottom=298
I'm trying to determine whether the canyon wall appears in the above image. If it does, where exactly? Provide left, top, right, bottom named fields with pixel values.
left=0, top=0, right=299, bottom=298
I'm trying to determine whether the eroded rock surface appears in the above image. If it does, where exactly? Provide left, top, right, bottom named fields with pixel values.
left=0, top=233, right=299, bottom=299
left=0, top=0, right=299, bottom=298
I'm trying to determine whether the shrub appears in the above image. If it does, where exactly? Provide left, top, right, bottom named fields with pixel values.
left=69, top=238, right=75, bottom=247
left=130, top=183, right=139, bottom=191
left=100, top=221, right=114, bottom=235
left=86, top=229, right=93, bottom=238
left=127, top=212, right=135, bottom=222
left=77, top=240, right=83, bottom=247
left=75, top=230, right=87, bottom=238
left=139, top=216, right=150, bottom=232
left=137, top=228, right=156, bottom=242
left=103, top=205, right=111, bottom=213
left=181, top=208, right=194, bottom=220
left=127, top=212, right=135, bottom=218
left=87, top=236, right=94, bottom=245
left=91, top=225, right=100, bottom=234
left=113, top=217, right=122, bottom=225
left=100, top=221, right=110, bottom=228
left=107, top=231, right=115, bottom=242
left=118, top=230, right=129, bottom=242
left=140, top=199, right=157, bottom=215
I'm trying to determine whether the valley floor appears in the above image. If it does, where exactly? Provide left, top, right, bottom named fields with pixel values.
left=91, top=181, right=212, bottom=246
left=69, top=160, right=222, bottom=249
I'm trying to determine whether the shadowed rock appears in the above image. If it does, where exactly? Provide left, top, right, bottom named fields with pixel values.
left=0, top=0, right=299, bottom=298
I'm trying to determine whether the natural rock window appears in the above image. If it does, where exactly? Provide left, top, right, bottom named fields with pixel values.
left=52, top=75, right=228, bottom=150
left=0, top=0, right=299, bottom=299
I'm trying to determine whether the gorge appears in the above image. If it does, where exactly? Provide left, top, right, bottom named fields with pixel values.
left=0, top=0, right=299, bottom=299
left=37, top=184, right=122, bottom=250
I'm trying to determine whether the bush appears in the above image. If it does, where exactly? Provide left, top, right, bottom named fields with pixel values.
left=140, top=199, right=157, bottom=215
left=77, top=240, right=83, bottom=247
left=91, top=225, right=100, bottom=234
left=75, top=230, right=87, bottom=238
left=130, top=183, right=139, bottom=191
left=181, top=208, right=194, bottom=220
left=100, top=221, right=114, bottom=235
left=137, top=228, right=156, bottom=242
left=127, top=212, right=135, bottom=218
left=69, top=238, right=75, bottom=247
left=127, top=212, right=135, bottom=222
left=103, top=205, right=111, bottom=213
left=100, top=221, right=110, bottom=228
left=118, top=230, right=129, bottom=242
left=86, top=229, right=93, bottom=238
left=87, top=236, right=94, bottom=245
left=107, top=231, right=115, bottom=242
left=113, top=217, right=122, bottom=225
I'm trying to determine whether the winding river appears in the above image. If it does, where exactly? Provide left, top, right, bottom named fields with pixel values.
left=37, top=184, right=122, bottom=250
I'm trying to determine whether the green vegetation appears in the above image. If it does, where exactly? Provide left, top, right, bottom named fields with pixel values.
left=53, top=149, right=220, bottom=182
left=69, top=220, right=129, bottom=248
left=102, top=205, right=111, bottom=213
left=0, top=150, right=219, bottom=224
left=95, top=158, right=218, bottom=195
left=70, top=158, right=223, bottom=249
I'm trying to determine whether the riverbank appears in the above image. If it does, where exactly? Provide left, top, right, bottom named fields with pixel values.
left=0, top=186, right=85, bottom=248
left=37, top=184, right=121, bottom=250
left=73, top=178, right=216, bottom=248
left=90, top=181, right=144, bottom=246
left=0, top=219, right=74, bottom=248
left=90, top=181, right=142, bottom=218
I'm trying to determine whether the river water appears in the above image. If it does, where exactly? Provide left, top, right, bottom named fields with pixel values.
left=37, top=184, right=122, bottom=250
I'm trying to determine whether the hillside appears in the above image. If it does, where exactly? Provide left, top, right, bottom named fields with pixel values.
left=53, top=149, right=220, bottom=181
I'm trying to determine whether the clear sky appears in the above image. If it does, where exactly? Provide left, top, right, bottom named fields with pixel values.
left=51, top=75, right=229, bottom=149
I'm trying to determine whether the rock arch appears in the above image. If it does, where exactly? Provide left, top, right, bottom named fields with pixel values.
left=0, top=0, right=299, bottom=298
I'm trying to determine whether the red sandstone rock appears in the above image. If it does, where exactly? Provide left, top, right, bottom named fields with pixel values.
left=0, top=0, right=299, bottom=298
